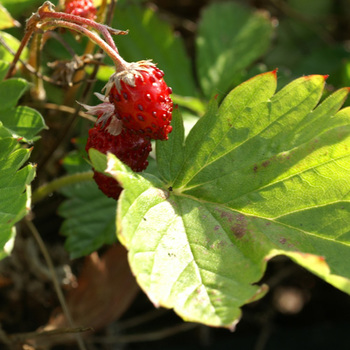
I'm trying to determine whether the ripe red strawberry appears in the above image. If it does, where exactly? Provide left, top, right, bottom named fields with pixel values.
left=90, top=170, right=123, bottom=201
left=85, top=119, right=152, bottom=200
left=104, top=61, right=173, bottom=140
left=64, top=0, right=97, bottom=20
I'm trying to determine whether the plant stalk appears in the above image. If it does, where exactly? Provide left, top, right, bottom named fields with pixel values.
left=5, top=1, right=128, bottom=79
left=32, top=171, right=94, bottom=204
left=38, top=20, right=125, bottom=67
left=25, top=219, right=88, bottom=350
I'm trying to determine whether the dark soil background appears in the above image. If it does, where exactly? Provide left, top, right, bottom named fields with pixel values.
left=1, top=0, right=350, bottom=349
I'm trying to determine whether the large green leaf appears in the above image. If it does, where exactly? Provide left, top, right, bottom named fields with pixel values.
left=196, top=2, right=273, bottom=98
left=91, top=72, right=350, bottom=328
left=58, top=151, right=117, bottom=259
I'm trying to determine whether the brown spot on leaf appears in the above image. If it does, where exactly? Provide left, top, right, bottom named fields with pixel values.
left=220, top=210, right=234, bottom=222
left=262, top=160, right=270, bottom=168
left=231, top=214, right=247, bottom=239
left=149, top=188, right=169, bottom=200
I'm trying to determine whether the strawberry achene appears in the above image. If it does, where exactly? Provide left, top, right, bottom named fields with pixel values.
left=105, top=62, right=173, bottom=140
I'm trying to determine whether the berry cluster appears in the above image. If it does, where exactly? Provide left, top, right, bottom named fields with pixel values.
left=64, top=0, right=97, bottom=20
left=85, top=61, right=173, bottom=200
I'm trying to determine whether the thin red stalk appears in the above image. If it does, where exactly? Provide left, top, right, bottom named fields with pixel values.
left=5, top=1, right=128, bottom=79
left=5, top=29, right=33, bottom=79
left=38, top=20, right=127, bottom=68
left=39, top=11, right=121, bottom=52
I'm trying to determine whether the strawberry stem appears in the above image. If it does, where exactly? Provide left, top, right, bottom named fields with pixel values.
left=5, top=27, right=34, bottom=79
left=38, top=19, right=125, bottom=67
left=32, top=171, right=94, bottom=204
left=5, top=1, right=129, bottom=79
left=39, top=11, right=122, bottom=53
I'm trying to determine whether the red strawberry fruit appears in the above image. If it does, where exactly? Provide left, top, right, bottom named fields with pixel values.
left=85, top=119, right=152, bottom=200
left=104, top=60, right=173, bottom=140
left=64, top=0, right=97, bottom=20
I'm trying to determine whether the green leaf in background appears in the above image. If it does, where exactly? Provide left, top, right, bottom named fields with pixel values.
left=0, top=78, right=28, bottom=110
left=112, top=3, right=197, bottom=97
left=171, top=94, right=207, bottom=117
left=0, top=106, right=46, bottom=142
left=0, top=4, right=20, bottom=30
left=91, top=71, right=350, bottom=328
left=0, top=31, right=28, bottom=63
left=0, top=0, right=43, bottom=18
left=0, top=60, right=9, bottom=81
left=196, top=2, right=274, bottom=98
left=0, top=74, right=46, bottom=142
left=0, top=124, right=35, bottom=259
left=288, top=0, right=332, bottom=19
left=58, top=151, right=117, bottom=259
left=156, top=108, right=185, bottom=184
left=263, top=0, right=347, bottom=87
left=0, top=70, right=44, bottom=259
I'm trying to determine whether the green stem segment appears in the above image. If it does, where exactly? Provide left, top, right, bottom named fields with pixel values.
left=32, top=171, right=94, bottom=204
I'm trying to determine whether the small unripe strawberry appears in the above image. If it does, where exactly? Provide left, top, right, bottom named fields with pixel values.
left=104, top=61, right=173, bottom=140
left=85, top=118, right=152, bottom=200
left=64, top=0, right=97, bottom=20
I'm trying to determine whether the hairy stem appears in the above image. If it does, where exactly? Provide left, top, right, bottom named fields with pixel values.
left=38, top=20, right=126, bottom=68
left=5, top=0, right=128, bottom=79
left=28, top=32, right=46, bottom=100
left=32, top=171, right=94, bottom=204
left=39, top=10, right=123, bottom=53
left=4, top=28, right=34, bottom=79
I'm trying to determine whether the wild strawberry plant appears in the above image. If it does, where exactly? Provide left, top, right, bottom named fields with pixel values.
left=0, top=0, right=350, bottom=334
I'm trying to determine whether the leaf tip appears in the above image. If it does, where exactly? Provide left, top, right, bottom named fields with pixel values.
left=301, top=74, right=329, bottom=83
left=259, top=68, right=277, bottom=81
left=271, top=68, right=278, bottom=77
left=227, top=319, right=240, bottom=332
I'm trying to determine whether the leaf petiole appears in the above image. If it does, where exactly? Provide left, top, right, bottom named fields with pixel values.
left=32, top=171, right=94, bottom=204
